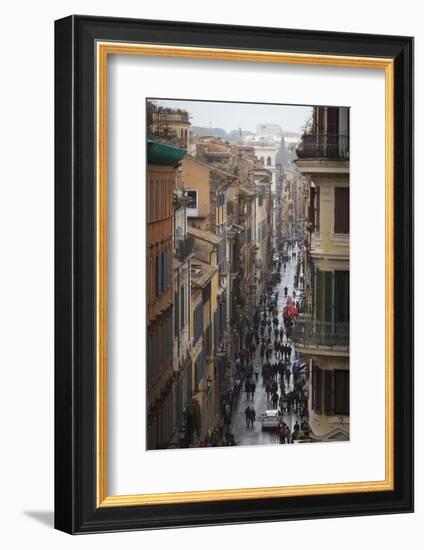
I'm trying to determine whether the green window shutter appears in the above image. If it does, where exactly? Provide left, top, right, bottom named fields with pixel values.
left=334, top=271, right=349, bottom=323
left=315, top=269, right=322, bottom=321
left=324, top=271, right=333, bottom=323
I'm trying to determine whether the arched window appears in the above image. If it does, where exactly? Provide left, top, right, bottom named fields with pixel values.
left=267, top=156, right=272, bottom=166
left=260, top=156, right=264, bottom=165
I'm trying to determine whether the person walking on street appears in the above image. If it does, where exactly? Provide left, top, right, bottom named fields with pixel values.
left=254, top=365, right=260, bottom=382
left=245, top=381, right=251, bottom=401
left=265, top=381, right=272, bottom=402
left=245, top=406, right=251, bottom=428
left=285, top=424, right=292, bottom=443
left=249, top=405, right=256, bottom=428
left=285, top=364, right=291, bottom=385
left=251, top=381, right=256, bottom=400
left=278, top=420, right=287, bottom=444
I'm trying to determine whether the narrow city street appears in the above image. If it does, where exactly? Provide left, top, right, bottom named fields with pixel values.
left=145, top=100, right=351, bottom=451
left=231, top=245, right=304, bottom=446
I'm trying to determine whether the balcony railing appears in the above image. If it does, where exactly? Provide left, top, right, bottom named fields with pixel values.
left=175, top=234, right=194, bottom=260
left=291, top=316, right=349, bottom=351
left=296, top=134, right=349, bottom=160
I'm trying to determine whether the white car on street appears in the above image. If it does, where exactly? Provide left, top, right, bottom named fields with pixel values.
left=261, top=410, right=282, bottom=430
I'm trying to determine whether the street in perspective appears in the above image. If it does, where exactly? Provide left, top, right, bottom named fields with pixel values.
left=146, top=98, right=350, bottom=450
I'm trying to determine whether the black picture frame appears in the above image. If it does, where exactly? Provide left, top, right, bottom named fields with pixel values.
left=55, top=15, right=414, bottom=534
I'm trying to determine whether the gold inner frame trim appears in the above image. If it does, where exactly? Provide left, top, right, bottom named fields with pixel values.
left=96, top=42, right=395, bottom=508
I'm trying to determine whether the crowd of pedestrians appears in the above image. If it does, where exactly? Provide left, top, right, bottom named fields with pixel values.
left=216, top=242, right=310, bottom=445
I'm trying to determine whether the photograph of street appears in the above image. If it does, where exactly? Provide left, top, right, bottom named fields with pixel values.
left=146, top=98, right=350, bottom=450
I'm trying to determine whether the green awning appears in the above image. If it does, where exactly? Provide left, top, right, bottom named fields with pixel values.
left=147, top=138, right=186, bottom=166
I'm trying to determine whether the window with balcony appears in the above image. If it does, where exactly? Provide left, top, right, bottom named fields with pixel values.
left=334, top=271, right=349, bottom=323
left=315, top=269, right=349, bottom=325
left=334, top=187, right=349, bottom=234
left=312, top=366, right=349, bottom=416
left=315, top=270, right=333, bottom=323
left=186, top=189, right=198, bottom=217
left=334, top=370, right=350, bottom=415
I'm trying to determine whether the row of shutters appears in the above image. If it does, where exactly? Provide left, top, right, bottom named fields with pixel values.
left=314, top=269, right=349, bottom=323
left=147, top=315, right=173, bottom=388
left=174, top=284, right=187, bottom=338
left=155, top=250, right=172, bottom=297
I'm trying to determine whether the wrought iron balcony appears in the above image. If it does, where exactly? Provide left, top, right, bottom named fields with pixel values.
left=296, top=134, right=349, bottom=160
left=291, top=316, right=349, bottom=351
left=175, top=234, right=194, bottom=260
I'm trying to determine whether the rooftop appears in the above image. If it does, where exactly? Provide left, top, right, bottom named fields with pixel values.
left=188, top=225, right=222, bottom=245
left=190, top=257, right=218, bottom=289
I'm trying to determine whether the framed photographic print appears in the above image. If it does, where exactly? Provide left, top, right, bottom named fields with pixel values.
left=54, top=15, right=414, bottom=533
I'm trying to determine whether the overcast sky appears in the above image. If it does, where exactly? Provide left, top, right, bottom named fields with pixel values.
left=154, top=98, right=313, bottom=134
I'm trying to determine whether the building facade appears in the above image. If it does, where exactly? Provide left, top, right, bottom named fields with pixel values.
left=146, top=139, right=186, bottom=449
left=253, top=143, right=279, bottom=247
left=293, top=106, right=350, bottom=442
left=172, top=166, right=194, bottom=440
left=189, top=236, right=220, bottom=440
